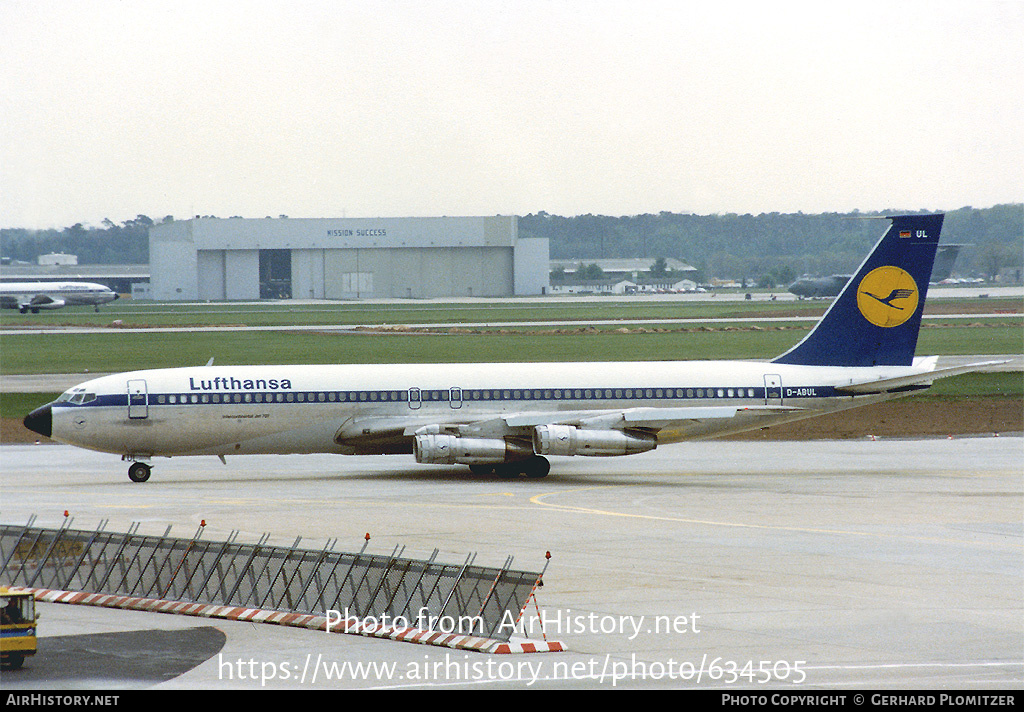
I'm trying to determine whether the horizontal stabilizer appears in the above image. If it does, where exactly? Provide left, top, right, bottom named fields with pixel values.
left=835, top=360, right=1010, bottom=394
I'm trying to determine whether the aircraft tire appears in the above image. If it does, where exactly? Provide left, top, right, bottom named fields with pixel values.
left=522, top=456, right=550, bottom=478
left=128, top=462, right=152, bottom=483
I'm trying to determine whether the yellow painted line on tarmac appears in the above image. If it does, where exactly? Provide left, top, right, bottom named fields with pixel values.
left=528, top=485, right=1011, bottom=545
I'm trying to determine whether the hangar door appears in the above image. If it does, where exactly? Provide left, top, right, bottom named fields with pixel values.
left=259, top=249, right=292, bottom=299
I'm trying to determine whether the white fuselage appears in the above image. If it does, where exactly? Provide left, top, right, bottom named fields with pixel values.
left=47, top=359, right=931, bottom=460
left=0, top=281, right=119, bottom=311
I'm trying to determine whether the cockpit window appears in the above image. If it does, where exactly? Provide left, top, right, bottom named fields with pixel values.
left=57, top=388, right=95, bottom=404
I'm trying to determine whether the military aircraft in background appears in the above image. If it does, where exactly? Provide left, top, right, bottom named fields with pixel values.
left=787, top=274, right=850, bottom=299
left=788, top=244, right=964, bottom=299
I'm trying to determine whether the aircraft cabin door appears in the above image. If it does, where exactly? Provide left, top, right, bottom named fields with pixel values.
left=449, top=387, right=463, bottom=409
left=127, top=379, right=149, bottom=419
left=408, top=387, right=421, bottom=410
left=763, top=374, right=783, bottom=406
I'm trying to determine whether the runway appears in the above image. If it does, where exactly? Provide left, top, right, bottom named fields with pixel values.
left=1, top=436, right=1021, bottom=689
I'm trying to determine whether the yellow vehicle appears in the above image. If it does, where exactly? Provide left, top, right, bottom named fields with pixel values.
left=1, top=587, right=37, bottom=670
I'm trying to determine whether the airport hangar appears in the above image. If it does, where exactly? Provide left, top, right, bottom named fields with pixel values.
left=148, top=216, right=550, bottom=301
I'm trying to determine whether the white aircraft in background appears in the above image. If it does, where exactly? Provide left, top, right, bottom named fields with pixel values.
left=0, top=281, right=119, bottom=313
left=24, top=214, right=1000, bottom=482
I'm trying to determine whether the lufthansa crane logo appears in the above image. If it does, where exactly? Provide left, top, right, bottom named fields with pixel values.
left=856, top=266, right=919, bottom=327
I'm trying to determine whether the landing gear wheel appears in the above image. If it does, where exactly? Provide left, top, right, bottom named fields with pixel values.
left=128, top=462, right=152, bottom=483
left=522, top=456, right=550, bottom=478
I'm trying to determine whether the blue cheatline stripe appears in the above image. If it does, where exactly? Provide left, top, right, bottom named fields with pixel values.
left=58, top=383, right=875, bottom=411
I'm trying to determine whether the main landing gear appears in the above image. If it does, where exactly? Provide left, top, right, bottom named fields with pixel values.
left=127, top=461, right=152, bottom=483
left=469, top=455, right=550, bottom=478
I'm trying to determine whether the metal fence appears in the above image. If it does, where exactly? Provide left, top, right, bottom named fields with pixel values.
left=0, top=517, right=546, bottom=642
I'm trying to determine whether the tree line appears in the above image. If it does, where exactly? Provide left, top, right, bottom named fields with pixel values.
left=1, top=205, right=1020, bottom=282
left=0, top=215, right=173, bottom=266
left=520, top=204, right=1022, bottom=283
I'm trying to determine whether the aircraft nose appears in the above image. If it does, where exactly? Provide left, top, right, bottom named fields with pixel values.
left=23, top=404, right=52, bottom=439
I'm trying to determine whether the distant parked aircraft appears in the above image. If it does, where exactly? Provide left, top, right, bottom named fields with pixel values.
left=0, top=281, right=119, bottom=313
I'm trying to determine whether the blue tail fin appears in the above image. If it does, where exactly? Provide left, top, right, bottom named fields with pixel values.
left=773, top=214, right=944, bottom=367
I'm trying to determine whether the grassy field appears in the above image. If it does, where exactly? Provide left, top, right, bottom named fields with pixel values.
left=1, top=297, right=1020, bottom=417
left=0, top=321, right=1022, bottom=374
left=0, top=294, right=1019, bottom=328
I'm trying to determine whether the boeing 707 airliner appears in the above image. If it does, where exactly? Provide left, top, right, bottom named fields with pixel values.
left=24, top=214, right=998, bottom=481
left=1, top=281, right=119, bottom=313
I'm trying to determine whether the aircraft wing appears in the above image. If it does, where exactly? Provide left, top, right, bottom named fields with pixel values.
left=333, top=404, right=805, bottom=453
left=20, top=293, right=65, bottom=310
left=0, top=293, right=61, bottom=309
left=835, top=360, right=1010, bottom=394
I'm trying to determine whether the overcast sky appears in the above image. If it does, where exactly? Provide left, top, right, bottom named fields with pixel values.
left=1, top=0, right=1022, bottom=229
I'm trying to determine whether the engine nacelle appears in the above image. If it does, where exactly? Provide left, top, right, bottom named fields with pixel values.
left=19, top=299, right=65, bottom=313
left=533, top=425, right=657, bottom=457
left=414, top=434, right=531, bottom=465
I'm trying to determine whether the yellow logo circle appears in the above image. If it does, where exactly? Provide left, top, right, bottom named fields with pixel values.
left=856, top=266, right=919, bottom=328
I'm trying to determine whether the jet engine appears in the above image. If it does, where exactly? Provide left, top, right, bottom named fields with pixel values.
left=20, top=299, right=64, bottom=314
left=533, top=424, right=657, bottom=457
left=414, top=433, right=532, bottom=465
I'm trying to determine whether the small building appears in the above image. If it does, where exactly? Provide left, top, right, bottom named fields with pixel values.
left=550, top=257, right=697, bottom=277
left=547, top=278, right=637, bottom=295
left=37, top=252, right=78, bottom=267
